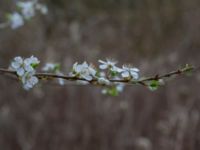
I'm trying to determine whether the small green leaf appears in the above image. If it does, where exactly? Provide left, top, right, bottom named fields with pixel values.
left=110, top=71, right=118, bottom=77
left=54, top=63, right=61, bottom=72
left=148, top=80, right=159, bottom=91
left=95, top=70, right=101, bottom=77
left=31, top=63, right=39, bottom=69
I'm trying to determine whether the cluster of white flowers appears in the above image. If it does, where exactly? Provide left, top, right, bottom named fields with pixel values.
left=98, top=59, right=139, bottom=95
left=7, top=0, right=48, bottom=29
left=42, top=63, right=64, bottom=85
left=98, top=59, right=139, bottom=80
left=8, top=56, right=140, bottom=95
left=67, top=59, right=139, bottom=95
left=99, top=59, right=122, bottom=73
left=3, top=55, right=193, bottom=95
left=70, top=62, right=97, bottom=81
left=9, top=56, right=40, bottom=90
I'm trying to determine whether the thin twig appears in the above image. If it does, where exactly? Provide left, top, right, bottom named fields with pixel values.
left=0, top=65, right=197, bottom=87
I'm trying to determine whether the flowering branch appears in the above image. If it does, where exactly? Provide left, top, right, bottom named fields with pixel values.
left=0, top=56, right=196, bottom=95
left=0, top=65, right=195, bottom=84
left=0, top=0, right=48, bottom=29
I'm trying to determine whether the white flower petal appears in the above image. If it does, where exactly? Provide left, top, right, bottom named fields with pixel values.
left=29, top=56, right=40, bottom=64
left=99, top=59, right=118, bottom=70
left=98, top=60, right=106, bottom=64
left=11, top=62, right=21, bottom=69
left=130, top=72, right=139, bottom=79
left=81, top=74, right=92, bottom=81
left=121, top=71, right=130, bottom=78
left=99, top=64, right=108, bottom=69
left=24, top=64, right=34, bottom=72
left=16, top=68, right=25, bottom=76
left=10, top=12, right=24, bottom=29
left=111, top=66, right=123, bottom=73
left=82, top=62, right=89, bottom=68
left=24, top=56, right=40, bottom=66
left=75, top=64, right=83, bottom=73
left=14, top=56, right=23, bottom=64
left=122, top=65, right=128, bottom=70
left=24, top=58, right=31, bottom=65
left=106, top=59, right=117, bottom=65
left=23, top=75, right=38, bottom=90
left=23, top=83, right=32, bottom=90
left=130, top=68, right=139, bottom=72
left=17, top=1, right=35, bottom=19
left=88, top=67, right=96, bottom=76
left=29, top=76, right=38, bottom=85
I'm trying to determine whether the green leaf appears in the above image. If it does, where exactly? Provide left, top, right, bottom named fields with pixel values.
left=95, top=70, right=101, bottom=77
left=110, top=71, right=118, bottom=77
left=31, top=63, right=39, bottom=69
left=54, top=63, right=61, bottom=72
left=148, top=80, right=159, bottom=91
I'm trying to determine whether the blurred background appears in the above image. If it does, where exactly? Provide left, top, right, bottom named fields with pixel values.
left=0, top=0, right=200, bottom=150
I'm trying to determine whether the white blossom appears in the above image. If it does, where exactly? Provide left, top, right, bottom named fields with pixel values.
left=111, top=66, right=123, bottom=73
left=10, top=56, right=25, bottom=76
left=22, top=72, right=38, bottom=90
left=9, top=12, right=24, bottom=29
left=121, top=65, right=139, bottom=79
left=98, top=77, right=110, bottom=85
left=17, top=1, right=35, bottom=19
left=99, top=59, right=117, bottom=70
left=24, top=56, right=40, bottom=65
left=35, top=4, right=48, bottom=14
left=9, top=56, right=40, bottom=90
left=99, top=59, right=122, bottom=73
left=71, top=62, right=96, bottom=81
left=23, top=56, right=40, bottom=73
left=11, top=56, right=23, bottom=69
left=42, top=63, right=56, bottom=71
left=7, top=56, right=143, bottom=94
